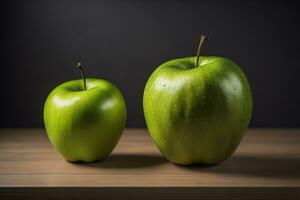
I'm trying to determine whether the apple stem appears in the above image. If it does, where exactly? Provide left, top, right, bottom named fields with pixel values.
left=77, top=62, right=87, bottom=90
left=195, top=35, right=208, bottom=67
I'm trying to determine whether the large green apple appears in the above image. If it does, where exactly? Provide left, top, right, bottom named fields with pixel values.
left=143, top=36, right=253, bottom=165
left=44, top=63, right=126, bottom=162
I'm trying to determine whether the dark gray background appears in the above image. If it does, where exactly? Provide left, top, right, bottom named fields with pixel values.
left=1, top=0, right=299, bottom=128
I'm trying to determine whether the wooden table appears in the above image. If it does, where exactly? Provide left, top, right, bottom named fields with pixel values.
left=0, top=129, right=299, bottom=200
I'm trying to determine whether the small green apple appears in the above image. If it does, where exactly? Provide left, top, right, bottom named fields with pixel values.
left=143, top=35, right=253, bottom=165
left=44, top=63, right=126, bottom=162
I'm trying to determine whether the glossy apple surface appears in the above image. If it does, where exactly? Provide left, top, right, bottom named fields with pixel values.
left=44, top=78, right=126, bottom=162
left=143, top=56, right=253, bottom=165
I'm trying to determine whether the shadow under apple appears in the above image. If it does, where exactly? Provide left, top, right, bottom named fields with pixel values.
left=181, top=154, right=300, bottom=179
left=72, top=153, right=167, bottom=169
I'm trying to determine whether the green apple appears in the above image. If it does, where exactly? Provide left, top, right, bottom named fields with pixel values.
left=44, top=63, right=126, bottom=162
left=143, top=35, right=253, bottom=165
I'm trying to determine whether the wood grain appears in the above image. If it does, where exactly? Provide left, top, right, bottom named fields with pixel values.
left=0, top=129, right=299, bottom=199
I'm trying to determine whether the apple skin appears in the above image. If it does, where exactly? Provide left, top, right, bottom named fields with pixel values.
left=143, top=56, right=253, bottom=165
left=44, top=78, right=126, bottom=162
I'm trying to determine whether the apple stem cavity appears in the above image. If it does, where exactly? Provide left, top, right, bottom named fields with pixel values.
left=76, top=62, right=87, bottom=91
left=195, top=35, right=208, bottom=68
